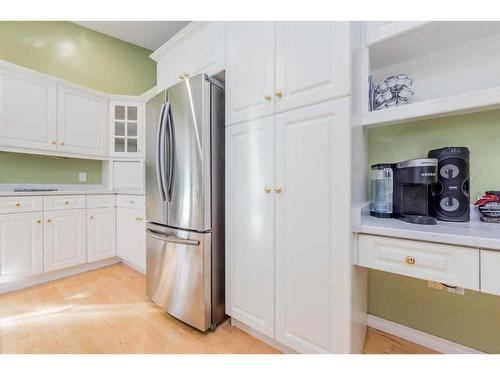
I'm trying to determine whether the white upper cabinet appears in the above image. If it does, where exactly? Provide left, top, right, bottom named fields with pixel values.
left=44, top=209, right=86, bottom=272
left=110, top=102, right=144, bottom=157
left=0, top=212, right=43, bottom=282
left=225, top=116, right=275, bottom=337
left=225, top=22, right=276, bottom=125
left=275, top=22, right=350, bottom=113
left=57, top=84, right=108, bottom=156
left=275, top=98, right=351, bottom=353
left=153, top=22, right=225, bottom=91
left=365, top=21, right=428, bottom=46
left=0, top=64, right=58, bottom=151
left=87, top=207, right=116, bottom=262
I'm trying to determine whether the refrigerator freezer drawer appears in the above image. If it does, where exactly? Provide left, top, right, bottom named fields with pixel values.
left=146, top=224, right=211, bottom=331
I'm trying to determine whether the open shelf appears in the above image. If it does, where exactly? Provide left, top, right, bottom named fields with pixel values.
left=361, top=86, right=500, bottom=127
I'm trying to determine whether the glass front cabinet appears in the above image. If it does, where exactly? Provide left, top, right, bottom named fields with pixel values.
left=110, top=101, right=144, bottom=157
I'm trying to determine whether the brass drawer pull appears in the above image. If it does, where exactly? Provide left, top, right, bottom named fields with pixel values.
left=405, top=256, right=416, bottom=265
left=15, top=203, right=21, bottom=207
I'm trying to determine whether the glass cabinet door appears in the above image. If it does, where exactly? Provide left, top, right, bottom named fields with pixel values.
left=112, top=103, right=142, bottom=155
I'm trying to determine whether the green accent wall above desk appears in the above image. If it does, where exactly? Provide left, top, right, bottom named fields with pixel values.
left=367, top=109, right=500, bottom=353
left=0, top=21, right=157, bottom=184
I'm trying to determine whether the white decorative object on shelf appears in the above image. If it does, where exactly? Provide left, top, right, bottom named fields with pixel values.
left=372, top=74, right=414, bottom=111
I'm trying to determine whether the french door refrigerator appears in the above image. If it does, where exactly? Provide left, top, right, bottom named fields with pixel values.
left=145, top=73, right=225, bottom=331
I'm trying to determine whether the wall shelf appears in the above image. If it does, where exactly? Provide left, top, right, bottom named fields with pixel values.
left=361, top=86, right=500, bottom=127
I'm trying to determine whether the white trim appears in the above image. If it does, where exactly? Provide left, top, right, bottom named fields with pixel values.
left=230, top=318, right=297, bottom=354
left=149, top=22, right=204, bottom=61
left=0, top=257, right=121, bottom=295
left=367, top=314, right=484, bottom=354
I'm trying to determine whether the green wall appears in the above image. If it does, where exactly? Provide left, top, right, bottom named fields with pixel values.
left=367, top=109, right=500, bottom=353
left=0, top=21, right=156, bottom=184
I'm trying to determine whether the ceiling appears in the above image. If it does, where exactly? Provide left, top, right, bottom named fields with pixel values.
left=74, top=21, right=191, bottom=51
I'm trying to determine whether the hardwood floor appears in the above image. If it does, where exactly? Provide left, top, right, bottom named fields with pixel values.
left=0, top=263, right=435, bottom=354
left=363, top=327, right=439, bottom=354
left=0, top=264, right=279, bottom=354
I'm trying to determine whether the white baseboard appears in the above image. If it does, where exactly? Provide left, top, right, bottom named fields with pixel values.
left=367, top=314, right=484, bottom=354
left=0, top=257, right=121, bottom=295
left=230, top=318, right=297, bottom=354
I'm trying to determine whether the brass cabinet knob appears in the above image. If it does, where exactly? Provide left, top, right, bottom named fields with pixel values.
left=47, top=219, right=52, bottom=223
left=51, top=141, right=57, bottom=145
left=275, top=90, right=283, bottom=98
left=129, top=200, right=134, bottom=204
left=90, top=216, right=94, bottom=219
left=405, top=256, right=416, bottom=265
left=37, top=219, right=42, bottom=224
left=264, top=186, right=272, bottom=193
left=264, top=95, right=272, bottom=102
left=15, top=203, right=21, bottom=207
left=60, top=142, right=65, bottom=146
left=136, top=217, right=143, bottom=221
left=64, top=201, right=69, bottom=205
left=179, top=72, right=189, bottom=80
left=275, top=186, right=283, bottom=194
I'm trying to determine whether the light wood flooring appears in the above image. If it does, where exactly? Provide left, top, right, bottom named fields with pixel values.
left=0, top=263, right=436, bottom=354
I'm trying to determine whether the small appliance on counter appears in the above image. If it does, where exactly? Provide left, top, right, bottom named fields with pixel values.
left=475, top=191, right=500, bottom=223
left=392, top=158, right=438, bottom=225
left=428, top=147, right=470, bottom=222
left=370, top=163, right=394, bottom=218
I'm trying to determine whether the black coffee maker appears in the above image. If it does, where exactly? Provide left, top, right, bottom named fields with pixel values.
left=393, top=158, right=438, bottom=225
left=428, top=147, right=470, bottom=222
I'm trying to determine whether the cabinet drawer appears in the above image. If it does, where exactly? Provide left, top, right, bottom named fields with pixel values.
left=0, top=196, right=43, bottom=214
left=358, top=235, right=479, bottom=290
left=481, top=250, right=500, bottom=296
left=116, top=195, right=145, bottom=209
left=87, top=194, right=116, bottom=208
left=44, top=195, right=86, bottom=210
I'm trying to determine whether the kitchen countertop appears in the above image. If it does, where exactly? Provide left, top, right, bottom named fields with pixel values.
left=353, top=204, right=500, bottom=251
left=0, top=185, right=144, bottom=196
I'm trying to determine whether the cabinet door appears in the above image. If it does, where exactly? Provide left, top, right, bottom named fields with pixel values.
left=182, top=22, right=225, bottom=78
left=58, top=84, right=108, bottom=156
left=44, top=209, right=86, bottom=272
left=116, top=208, right=146, bottom=272
left=0, top=212, right=43, bottom=282
left=0, top=66, right=58, bottom=151
left=225, top=116, right=275, bottom=337
left=110, top=102, right=144, bottom=157
left=481, top=250, right=500, bottom=296
left=87, top=208, right=116, bottom=262
left=275, top=98, right=351, bottom=353
left=275, top=22, right=350, bottom=114
left=225, top=22, right=275, bottom=125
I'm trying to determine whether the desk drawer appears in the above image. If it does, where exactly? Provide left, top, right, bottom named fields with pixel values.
left=87, top=194, right=116, bottom=208
left=116, top=195, right=145, bottom=209
left=0, top=196, right=43, bottom=213
left=44, top=195, right=86, bottom=211
left=358, top=234, right=479, bottom=290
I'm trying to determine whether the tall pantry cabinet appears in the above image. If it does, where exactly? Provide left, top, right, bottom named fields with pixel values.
left=225, top=22, right=354, bottom=353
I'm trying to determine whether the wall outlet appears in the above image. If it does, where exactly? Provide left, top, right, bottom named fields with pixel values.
left=79, top=172, right=87, bottom=182
left=447, top=286, right=465, bottom=295
left=427, top=281, right=444, bottom=290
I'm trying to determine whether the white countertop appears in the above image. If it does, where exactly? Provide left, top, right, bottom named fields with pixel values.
left=0, top=184, right=144, bottom=196
left=353, top=204, right=500, bottom=251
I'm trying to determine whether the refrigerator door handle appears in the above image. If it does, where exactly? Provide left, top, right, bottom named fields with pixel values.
left=155, top=103, right=167, bottom=202
left=146, top=229, right=200, bottom=246
left=161, top=102, right=171, bottom=202
left=166, top=104, right=174, bottom=201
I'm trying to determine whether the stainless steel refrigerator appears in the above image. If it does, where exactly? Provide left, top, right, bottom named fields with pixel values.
left=145, top=73, right=225, bottom=331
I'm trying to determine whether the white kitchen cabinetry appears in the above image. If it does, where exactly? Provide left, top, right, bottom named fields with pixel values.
left=110, top=102, right=144, bottom=157
left=87, top=207, right=116, bottom=262
left=57, top=84, right=108, bottom=156
left=44, top=209, right=87, bottom=272
left=153, top=22, right=225, bottom=91
left=225, top=22, right=350, bottom=125
left=275, top=22, right=350, bottom=114
left=0, top=64, right=58, bottom=151
left=225, top=22, right=276, bottom=125
left=275, top=98, right=351, bottom=353
left=116, top=206, right=146, bottom=272
left=0, top=212, right=43, bottom=282
left=481, top=250, right=500, bottom=296
left=226, top=99, right=351, bottom=353
left=225, top=116, right=275, bottom=337
left=365, top=21, right=428, bottom=46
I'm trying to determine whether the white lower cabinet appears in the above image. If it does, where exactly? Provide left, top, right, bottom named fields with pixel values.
left=116, top=207, right=146, bottom=272
left=225, top=98, right=352, bottom=353
left=87, top=208, right=116, bottom=262
left=0, top=212, right=43, bottom=282
left=225, top=116, right=275, bottom=337
left=44, top=209, right=87, bottom=272
left=480, top=250, right=500, bottom=296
